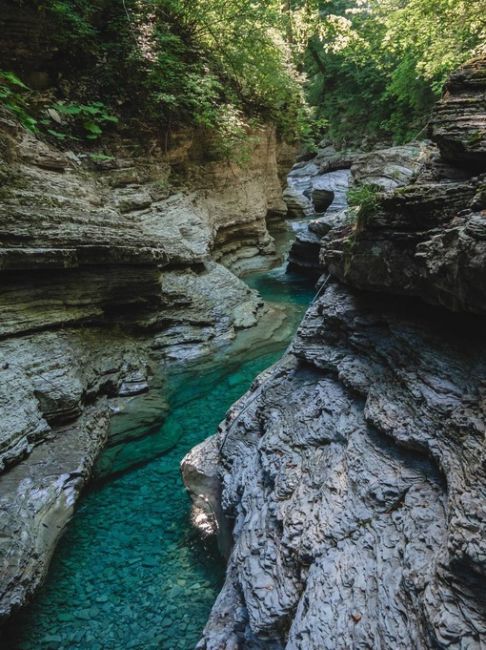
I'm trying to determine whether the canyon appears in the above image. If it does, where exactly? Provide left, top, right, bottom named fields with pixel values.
left=0, top=5, right=485, bottom=646
left=0, top=110, right=292, bottom=624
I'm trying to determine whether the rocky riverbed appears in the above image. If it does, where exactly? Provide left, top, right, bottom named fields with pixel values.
left=2, top=251, right=314, bottom=650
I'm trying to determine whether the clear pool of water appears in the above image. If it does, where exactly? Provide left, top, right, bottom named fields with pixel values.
left=4, top=251, right=314, bottom=650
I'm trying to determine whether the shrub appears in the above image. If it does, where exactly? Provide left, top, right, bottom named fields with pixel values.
left=347, top=184, right=381, bottom=218
left=0, top=71, right=37, bottom=131
left=42, top=102, right=119, bottom=141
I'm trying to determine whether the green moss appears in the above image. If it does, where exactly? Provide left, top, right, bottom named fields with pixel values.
left=467, top=130, right=485, bottom=146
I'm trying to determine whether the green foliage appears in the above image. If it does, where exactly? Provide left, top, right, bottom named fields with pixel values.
left=26, top=0, right=310, bottom=150
left=34, top=101, right=119, bottom=143
left=0, top=67, right=118, bottom=145
left=298, top=114, right=330, bottom=153
left=143, top=0, right=309, bottom=142
left=347, top=184, right=381, bottom=218
left=38, top=0, right=97, bottom=45
left=382, top=0, right=486, bottom=88
left=5, top=0, right=485, bottom=151
left=50, top=102, right=118, bottom=140
left=0, top=71, right=37, bottom=131
left=304, top=0, right=486, bottom=144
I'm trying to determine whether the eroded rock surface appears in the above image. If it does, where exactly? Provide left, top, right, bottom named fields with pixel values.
left=323, top=59, right=486, bottom=314
left=286, top=143, right=429, bottom=278
left=430, top=57, right=486, bottom=171
left=0, top=406, right=110, bottom=621
left=285, top=147, right=353, bottom=277
left=187, top=285, right=486, bottom=649
left=351, top=142, right=430, bottom=191
left=185, top=57, right=486, bottom=649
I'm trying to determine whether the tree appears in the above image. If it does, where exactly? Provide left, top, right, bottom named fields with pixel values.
left=303, top=0, right=486, bottom=144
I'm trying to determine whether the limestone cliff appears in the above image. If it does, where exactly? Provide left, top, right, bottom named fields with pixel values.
left=0, top=112, right=288, bottom=620
left=183, top=57, right=486, bottom=648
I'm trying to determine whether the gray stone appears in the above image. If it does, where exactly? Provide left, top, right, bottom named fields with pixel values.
left=286, top=167, right=352, bottom=277
left=186, top=56, right=486, bottom=650
left=430, top=57, right=486, bottom=171
left=351, top=142, right=431, bottom=191
left=188, top=284, right=486, bottom=649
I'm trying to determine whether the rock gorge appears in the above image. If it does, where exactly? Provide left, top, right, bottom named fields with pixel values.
left=183, top=57, right=486, bottom=649
left=0, top=110, right=290, bottom=621
left=0, top=1, right=485, bottom=646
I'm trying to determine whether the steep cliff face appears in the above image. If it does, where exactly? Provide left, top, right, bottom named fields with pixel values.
left=323, top=58, right=486, bottom=314
left=184, top=57, right=486, bottom=649
left=430, top=57, right=486, bottom=172
left=0, top=112, right=288, bottom=620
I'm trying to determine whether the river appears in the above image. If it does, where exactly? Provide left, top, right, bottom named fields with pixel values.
left=5, top=225, right=314, bottom=650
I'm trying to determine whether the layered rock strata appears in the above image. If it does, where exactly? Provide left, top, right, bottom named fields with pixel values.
left=430, top=57, right=486, bottom=171
left=0, top=115, right=287, bottom=620
left=284, top=147, right=353, bottom=277
left=184, top=57, right=486, bottom=648
left=285, top=143, right=429, bottom=278
left=323, top=59, right=486, bottom=314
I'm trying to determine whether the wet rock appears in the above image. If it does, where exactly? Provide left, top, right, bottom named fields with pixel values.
left=118, top=371, right=150, bottom=397
left=287, top=228, right=322, bottom=278
left=182, top=436, right=232, bottom=559
left=283, top=161, right=351, bottom=222
left=312, top=169, right=351, bottom=214
left=0, top=406, right=110, bottom=622
left=283, top=160, right=320, bottom=218
left=315, top=144, right=359, bottom=173
left=308, top=210, right=350, bottom=237
left=0, top=328, right=152, bottom=468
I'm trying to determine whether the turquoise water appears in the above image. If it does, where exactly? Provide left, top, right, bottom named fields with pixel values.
left=3, top=264, right=313, bottom=650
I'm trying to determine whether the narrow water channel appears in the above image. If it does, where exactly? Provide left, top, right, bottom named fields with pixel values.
left=4, top=227, right=314, bottom=650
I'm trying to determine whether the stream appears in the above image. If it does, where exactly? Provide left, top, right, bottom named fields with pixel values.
left=5, top=226, right=314, bottom=650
